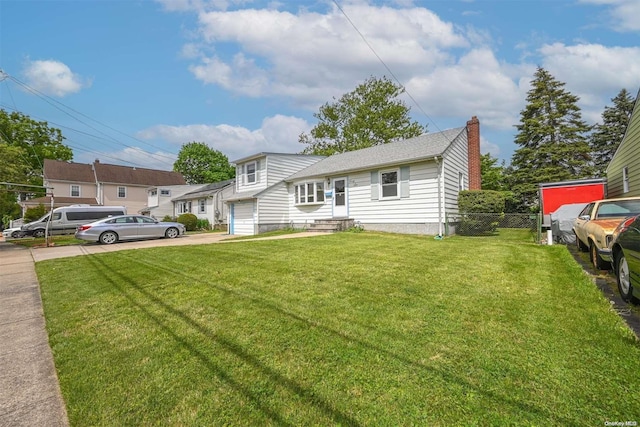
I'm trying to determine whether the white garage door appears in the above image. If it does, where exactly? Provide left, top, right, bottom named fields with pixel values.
left=232, top=201, right=255, bottom=235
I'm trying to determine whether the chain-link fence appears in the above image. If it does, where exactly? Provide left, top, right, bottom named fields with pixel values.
left=445, top=213, right=541, bottom=239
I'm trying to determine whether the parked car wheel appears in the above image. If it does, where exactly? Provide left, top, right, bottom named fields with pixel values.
left=99, top=231, right=118, bottom=245
left=32, top=229, right=45, bottom=238
left=575, top=233, right=588, bottom=252
left=165, top=227, right=179, bottom=239
left=590, top=242, right=608, bottom=270
left=616, top=254, right=638, bottom=303
left=11, top=230, right=23, bottom=238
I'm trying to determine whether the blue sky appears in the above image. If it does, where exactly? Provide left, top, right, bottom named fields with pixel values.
left=1, top=0, right=639, bottom=171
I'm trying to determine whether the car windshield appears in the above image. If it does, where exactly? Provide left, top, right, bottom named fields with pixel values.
left=595, top=200, right=640, bottom=219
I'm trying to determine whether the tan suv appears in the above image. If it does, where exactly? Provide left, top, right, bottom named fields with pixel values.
left=573, top=197, right=640, bottom=269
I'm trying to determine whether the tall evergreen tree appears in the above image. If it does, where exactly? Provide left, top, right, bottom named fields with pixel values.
left=589, top=88, right=635, bottom=177
left=510, top=67, right=592, bottom=211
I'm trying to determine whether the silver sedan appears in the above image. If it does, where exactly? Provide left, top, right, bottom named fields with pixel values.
left=75, top=215, right=186, bottom=244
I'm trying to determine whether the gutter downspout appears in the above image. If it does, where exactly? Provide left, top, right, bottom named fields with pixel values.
left=434, top=156, right=443, bottom=237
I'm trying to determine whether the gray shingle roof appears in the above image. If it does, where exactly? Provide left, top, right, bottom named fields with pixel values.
left=286, top=127, right=465, bottom=181
left=172, top=179, right=234, bottom=201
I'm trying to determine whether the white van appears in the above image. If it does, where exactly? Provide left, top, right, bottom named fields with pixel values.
left=21, top=205, right=127, bottom=237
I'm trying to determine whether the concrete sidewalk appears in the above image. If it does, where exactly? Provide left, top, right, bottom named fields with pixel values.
left=0, top=231, right=327, bottom=425
left=0, top=242, right=68, bottom=426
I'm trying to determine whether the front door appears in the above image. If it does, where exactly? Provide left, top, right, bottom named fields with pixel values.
left=332, top=177, right=348, bottom=218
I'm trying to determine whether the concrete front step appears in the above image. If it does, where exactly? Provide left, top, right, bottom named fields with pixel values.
left=308, top=218, right=355, bottom=232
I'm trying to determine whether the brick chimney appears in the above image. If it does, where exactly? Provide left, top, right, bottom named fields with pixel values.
left=466, top=116, right=481, bottom=190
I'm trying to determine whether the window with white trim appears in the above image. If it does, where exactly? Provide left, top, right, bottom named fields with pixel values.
left=117, top=186, right=126, bottom=198
left=199, top=199, right=206, bottom=213
left=160, top=189, right=171, bottom=196
left=246, top=162, right=256, bottom=184
left=70, top=185, right=80, bottom=197
left=150, top=189, right=157, bottom=196
left=380, top=170, right=399, bottom=198
left=178, top=201, right=192, bottom=214
left=623, top=166, right=630, bottom=193
left=459, top=172, right=465, bottom=191
left=294, top=182, right=325, bottom=205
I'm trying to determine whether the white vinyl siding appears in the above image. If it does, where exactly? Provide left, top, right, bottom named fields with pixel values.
left=349, top=162, right=441, bottom=224
left=442, top=130, right=469, bottom=215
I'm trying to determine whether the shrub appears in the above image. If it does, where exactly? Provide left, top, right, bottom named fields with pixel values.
left=177, top=213, right=198, bottom=231
left=24, top=204, right=47, bottom=222
left=196, top=218, right=211, bottom=231
left=162, top=215, right=176, bottom=222
left=457, top=191, right=505, bottom=235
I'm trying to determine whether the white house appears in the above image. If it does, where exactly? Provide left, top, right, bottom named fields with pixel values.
left=225, top=153, right=326, bottom=235
left=171, top=179, right=235, bottom=229
left=141, top=184, right=206, bottom=218
left=227, top=117, right=482, bottom=236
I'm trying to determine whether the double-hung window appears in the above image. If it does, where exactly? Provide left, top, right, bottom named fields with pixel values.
left=380, top=170, right=399, bottom=198
left=117, top=186, right=127, bottom=198
left=246, top=162, right=256, bottom=184
left=294, top=182, right=325, bottom=205
left=199, top=199, right=206, bottom=213
left=70, top=185, right=80, bottom=197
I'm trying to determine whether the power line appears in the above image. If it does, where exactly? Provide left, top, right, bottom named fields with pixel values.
left=1, top=74, right=178, bottom=168
left=331, top=0, right=444, bottom=134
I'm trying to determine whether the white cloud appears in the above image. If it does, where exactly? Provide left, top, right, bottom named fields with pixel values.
left=22, top=59, right=91, bottom=97
left=136, top=114, right=310, bottom=161
left=539, top=43, right=640, bottom=121
left=579, top=0, right=640, bottom=31
left=75, top=147, right=177, bottom=171
left=188, top=4, right=467, bottom=104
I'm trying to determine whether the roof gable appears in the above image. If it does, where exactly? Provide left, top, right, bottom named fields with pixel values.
left=286, top=127, right=465, bottom=181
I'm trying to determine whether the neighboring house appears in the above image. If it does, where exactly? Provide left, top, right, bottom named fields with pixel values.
left=227, top=116, right=481, bottom=236
left=607, top=88, right=640, bottom=198
left=171, top=179, right=235, bottom=229
left=141, top=184, right=207, bottom=219
left=21, top=159, right=186, bottom=214
left=225, top=153, right=326, bottom=235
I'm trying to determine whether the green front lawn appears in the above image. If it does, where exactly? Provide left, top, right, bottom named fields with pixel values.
left=36, top=230, right=640, bottom=425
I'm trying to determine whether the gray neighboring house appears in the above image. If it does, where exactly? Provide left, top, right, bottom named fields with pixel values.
left=171, top=179, right=235, bottom=229
left=227, top=116, right=481, bottom=236
left=607, top=88, right=640, bottom=198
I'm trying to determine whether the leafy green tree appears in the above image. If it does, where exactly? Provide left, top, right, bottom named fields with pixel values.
left=0, top=109, right=73, bottom=186
left=509, top=67, right=593, bottom=211
left=173, top=142, right=235, bottom=184
left=299, top=76, right=426, bottom=155
left=0, top=143, right=30, bottom=224
left=589, top=88, right=635, bottom=177
left=480, top=153, right=509, bottom=191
